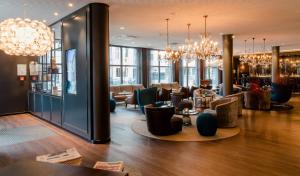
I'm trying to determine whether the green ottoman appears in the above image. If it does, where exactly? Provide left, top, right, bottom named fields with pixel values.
left=110, top=99, right=116, bottom=112
left=196, top=113, right=217, bottom=136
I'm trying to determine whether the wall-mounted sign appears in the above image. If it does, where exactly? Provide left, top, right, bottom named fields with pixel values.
left=17, top=64, right=27, bottom=76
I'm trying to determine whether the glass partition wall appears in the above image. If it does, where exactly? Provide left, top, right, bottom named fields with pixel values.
left=109, top=46, right=140, bottom=85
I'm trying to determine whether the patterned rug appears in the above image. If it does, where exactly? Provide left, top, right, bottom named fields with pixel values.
left=0, top=125, right=56, bottom=146
left=131, top=118, right=240, bottom=142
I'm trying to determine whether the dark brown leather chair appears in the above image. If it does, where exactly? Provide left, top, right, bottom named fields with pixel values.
left=159, top=88, right=172, bottom=102
left=125, top=90, right=138, bottom=108
left=145, top=105, right=183, bottom=136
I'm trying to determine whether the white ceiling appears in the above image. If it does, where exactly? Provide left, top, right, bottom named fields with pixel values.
left=1, top=0, right=300, bottom=54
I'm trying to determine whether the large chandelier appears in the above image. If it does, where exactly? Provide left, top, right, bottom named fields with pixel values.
left=239, top=40, right=249, bottom=64
left=178, top=23, right=198, bottom=62
left=256, top=38, right=272, bottom=66
left=195, top=15, right=219, bottom=60
left=0, top=18, right=53, bottom=56
left=159, top=18, right=182, bottom=63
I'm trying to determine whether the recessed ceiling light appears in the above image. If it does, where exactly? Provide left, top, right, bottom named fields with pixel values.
left=68, top=3, right=73, bottom=7
left=120, top=26, right=125, bottom=30
left=54, top=12, right=59, bottom=16
left=42, top=20, right=47, bottom=23
left=232, top=35, right=236, bottom=39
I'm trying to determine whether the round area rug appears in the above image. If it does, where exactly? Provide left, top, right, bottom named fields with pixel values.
left=131, top=118, right=240, bottom=142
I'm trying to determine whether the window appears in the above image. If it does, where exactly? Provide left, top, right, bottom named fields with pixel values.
left=205, top=67, right=219, bottom=88
left=181, top=59, right=199, bottom=87
left=149, top=50, right=173, bottom=84
left=205, top=59, right=219, bottom=88
left=109, top=46, right=140, bottom=85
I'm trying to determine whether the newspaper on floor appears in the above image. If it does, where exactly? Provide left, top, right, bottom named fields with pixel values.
left=36, top=147, right=82, bottom=165
left=93, top=161, right=124, bottom=172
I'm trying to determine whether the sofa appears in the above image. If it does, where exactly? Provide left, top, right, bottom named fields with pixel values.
left=110, top=84, right=144, bottom=102
left=244, top=89, right=271, bottom=110
left=145, top=104, right=183, bottom=136
left=204, top=97, right=239, bottom=128
left=150, top=82, right=180, bottom=92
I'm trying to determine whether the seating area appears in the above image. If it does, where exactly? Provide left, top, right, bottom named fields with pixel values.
left=1, top=1, right=300, bottom=176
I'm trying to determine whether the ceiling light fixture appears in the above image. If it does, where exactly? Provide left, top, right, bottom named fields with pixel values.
left=178, top=23, right=198, bottom=62
left=54, top=12, right=59, bottom=16
left=68, top=3, right=73, bottom=7
left=0, top=18, right=53, bottom=56
left=120, top=26, right=125, bottom=30
left=159, top=18, right=182, bottom=63
left=195, top=15, right=219, bottom=60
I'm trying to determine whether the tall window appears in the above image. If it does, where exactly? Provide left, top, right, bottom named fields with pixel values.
left=205, top=67, right=219, bottom=88
left=110, top=46, right=139, bottom=85
left=149, top=50, right=173, bottom=84
left=181, top=59, right=199, bottom=87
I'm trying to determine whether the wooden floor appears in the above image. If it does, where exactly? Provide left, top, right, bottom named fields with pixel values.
left=1, top=96, right=300, bottom=176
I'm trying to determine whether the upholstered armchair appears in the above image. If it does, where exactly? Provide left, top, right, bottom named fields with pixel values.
left=189, top=86, right=199, bottom=99
left=179, top=87, right=190, bottom=99
left=125, top=90, right=138, bottom=108
left=204, top=97, right=239, bottom=128
left=225, top=92, right=244, bottom=116
left=243, top=90, right=260, bottom=109
left=145, top=105, right=183, bottom=136
left=137, top=87, right=158, bottom=114
left=193, top=88, right=216, bottom=108
left=271, top=83, right=292, bottom=104
left=159, top=88, right=172, bottom=102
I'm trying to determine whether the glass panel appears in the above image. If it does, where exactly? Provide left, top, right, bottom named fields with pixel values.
left=150, top=66, right=159, bottom=84
left=205, top=67, right=219, bottom=88
left=123, top=66, right=138, bottom=84
left=110, top=47, right=121, bottom=65
left=150, top=50, right=159, bottom=66
left=66, top=49, right=77, bottom=95
left=182, top=59, right=197, bottom=67
left=110, top=66, right=121, bottom=85
left=188, top=67, right=197, bottom=87
left=160, top=67, right=172, bottom=83
left=122, top=48, right=138, bottom=65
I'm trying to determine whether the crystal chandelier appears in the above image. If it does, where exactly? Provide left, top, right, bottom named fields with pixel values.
left=195, top=15, right=219, bottom=60
left=239, top=40, right=249, bottom=64
left=178, top=23, right=198, bottom=62
left=256, top=38, right=272, bottom=66
left=0, top=18, right=53, bottom=56
left=159, top=18, right=182, bottom=63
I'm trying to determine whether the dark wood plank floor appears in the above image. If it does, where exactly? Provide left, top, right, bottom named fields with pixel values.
left=1, top=96, right=300, bottom=175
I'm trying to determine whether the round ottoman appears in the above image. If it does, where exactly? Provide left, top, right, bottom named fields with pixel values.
left=196, top=113, right=217, bottom=136
left=177, top=100, right=193, bottom=111
left=110, top=99, right=116, bottom=112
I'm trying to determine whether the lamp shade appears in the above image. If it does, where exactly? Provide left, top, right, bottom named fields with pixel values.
left=0, top=18, right=53, bottom=56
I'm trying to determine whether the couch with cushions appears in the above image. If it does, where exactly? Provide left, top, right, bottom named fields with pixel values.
left=110, top=84, right=144, bottom=102
left=150, top=82, right=180, bottom=92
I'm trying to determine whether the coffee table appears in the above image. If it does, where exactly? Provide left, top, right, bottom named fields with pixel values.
left=175, top=109, right=200, bottom=126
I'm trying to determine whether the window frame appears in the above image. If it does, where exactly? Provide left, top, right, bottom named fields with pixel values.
left=149, top=50, right=173, bottom=84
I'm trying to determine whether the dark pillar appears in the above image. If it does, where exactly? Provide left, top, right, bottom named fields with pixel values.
left=174, top=61, right=180, bottom=83
left=200, top=60, right=205, bottom=81
left=271, top=46, right=280, bottom=83
left=222, top=34, right=233, bottom=96
left=141, top=48, right=148, bottom=87
left=90, top=3, right=110, bottom=143
left=218, top=70, right=223, bottom=84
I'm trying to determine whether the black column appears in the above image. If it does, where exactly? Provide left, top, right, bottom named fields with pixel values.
left=141, top=48, right=149, bottom=87
left=271, top=46, right=280, bottom=84
left=222, top=34, right=233, bottom=96
left=174, top=61, right=180, bottom=83
left=89, top=3, right=110, bottom=143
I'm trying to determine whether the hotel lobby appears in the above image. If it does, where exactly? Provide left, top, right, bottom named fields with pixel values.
left=0, top=0, right=300, bottom=175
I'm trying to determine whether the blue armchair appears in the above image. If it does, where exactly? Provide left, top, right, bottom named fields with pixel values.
left=271, top=83, right=292, bottom=104
left=137, top=87, right=158, bottom=114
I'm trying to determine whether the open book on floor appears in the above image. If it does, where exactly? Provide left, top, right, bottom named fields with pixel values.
left=93, top=161, right=124, bottom=172
left=36, top=148, right=82, bottom=165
